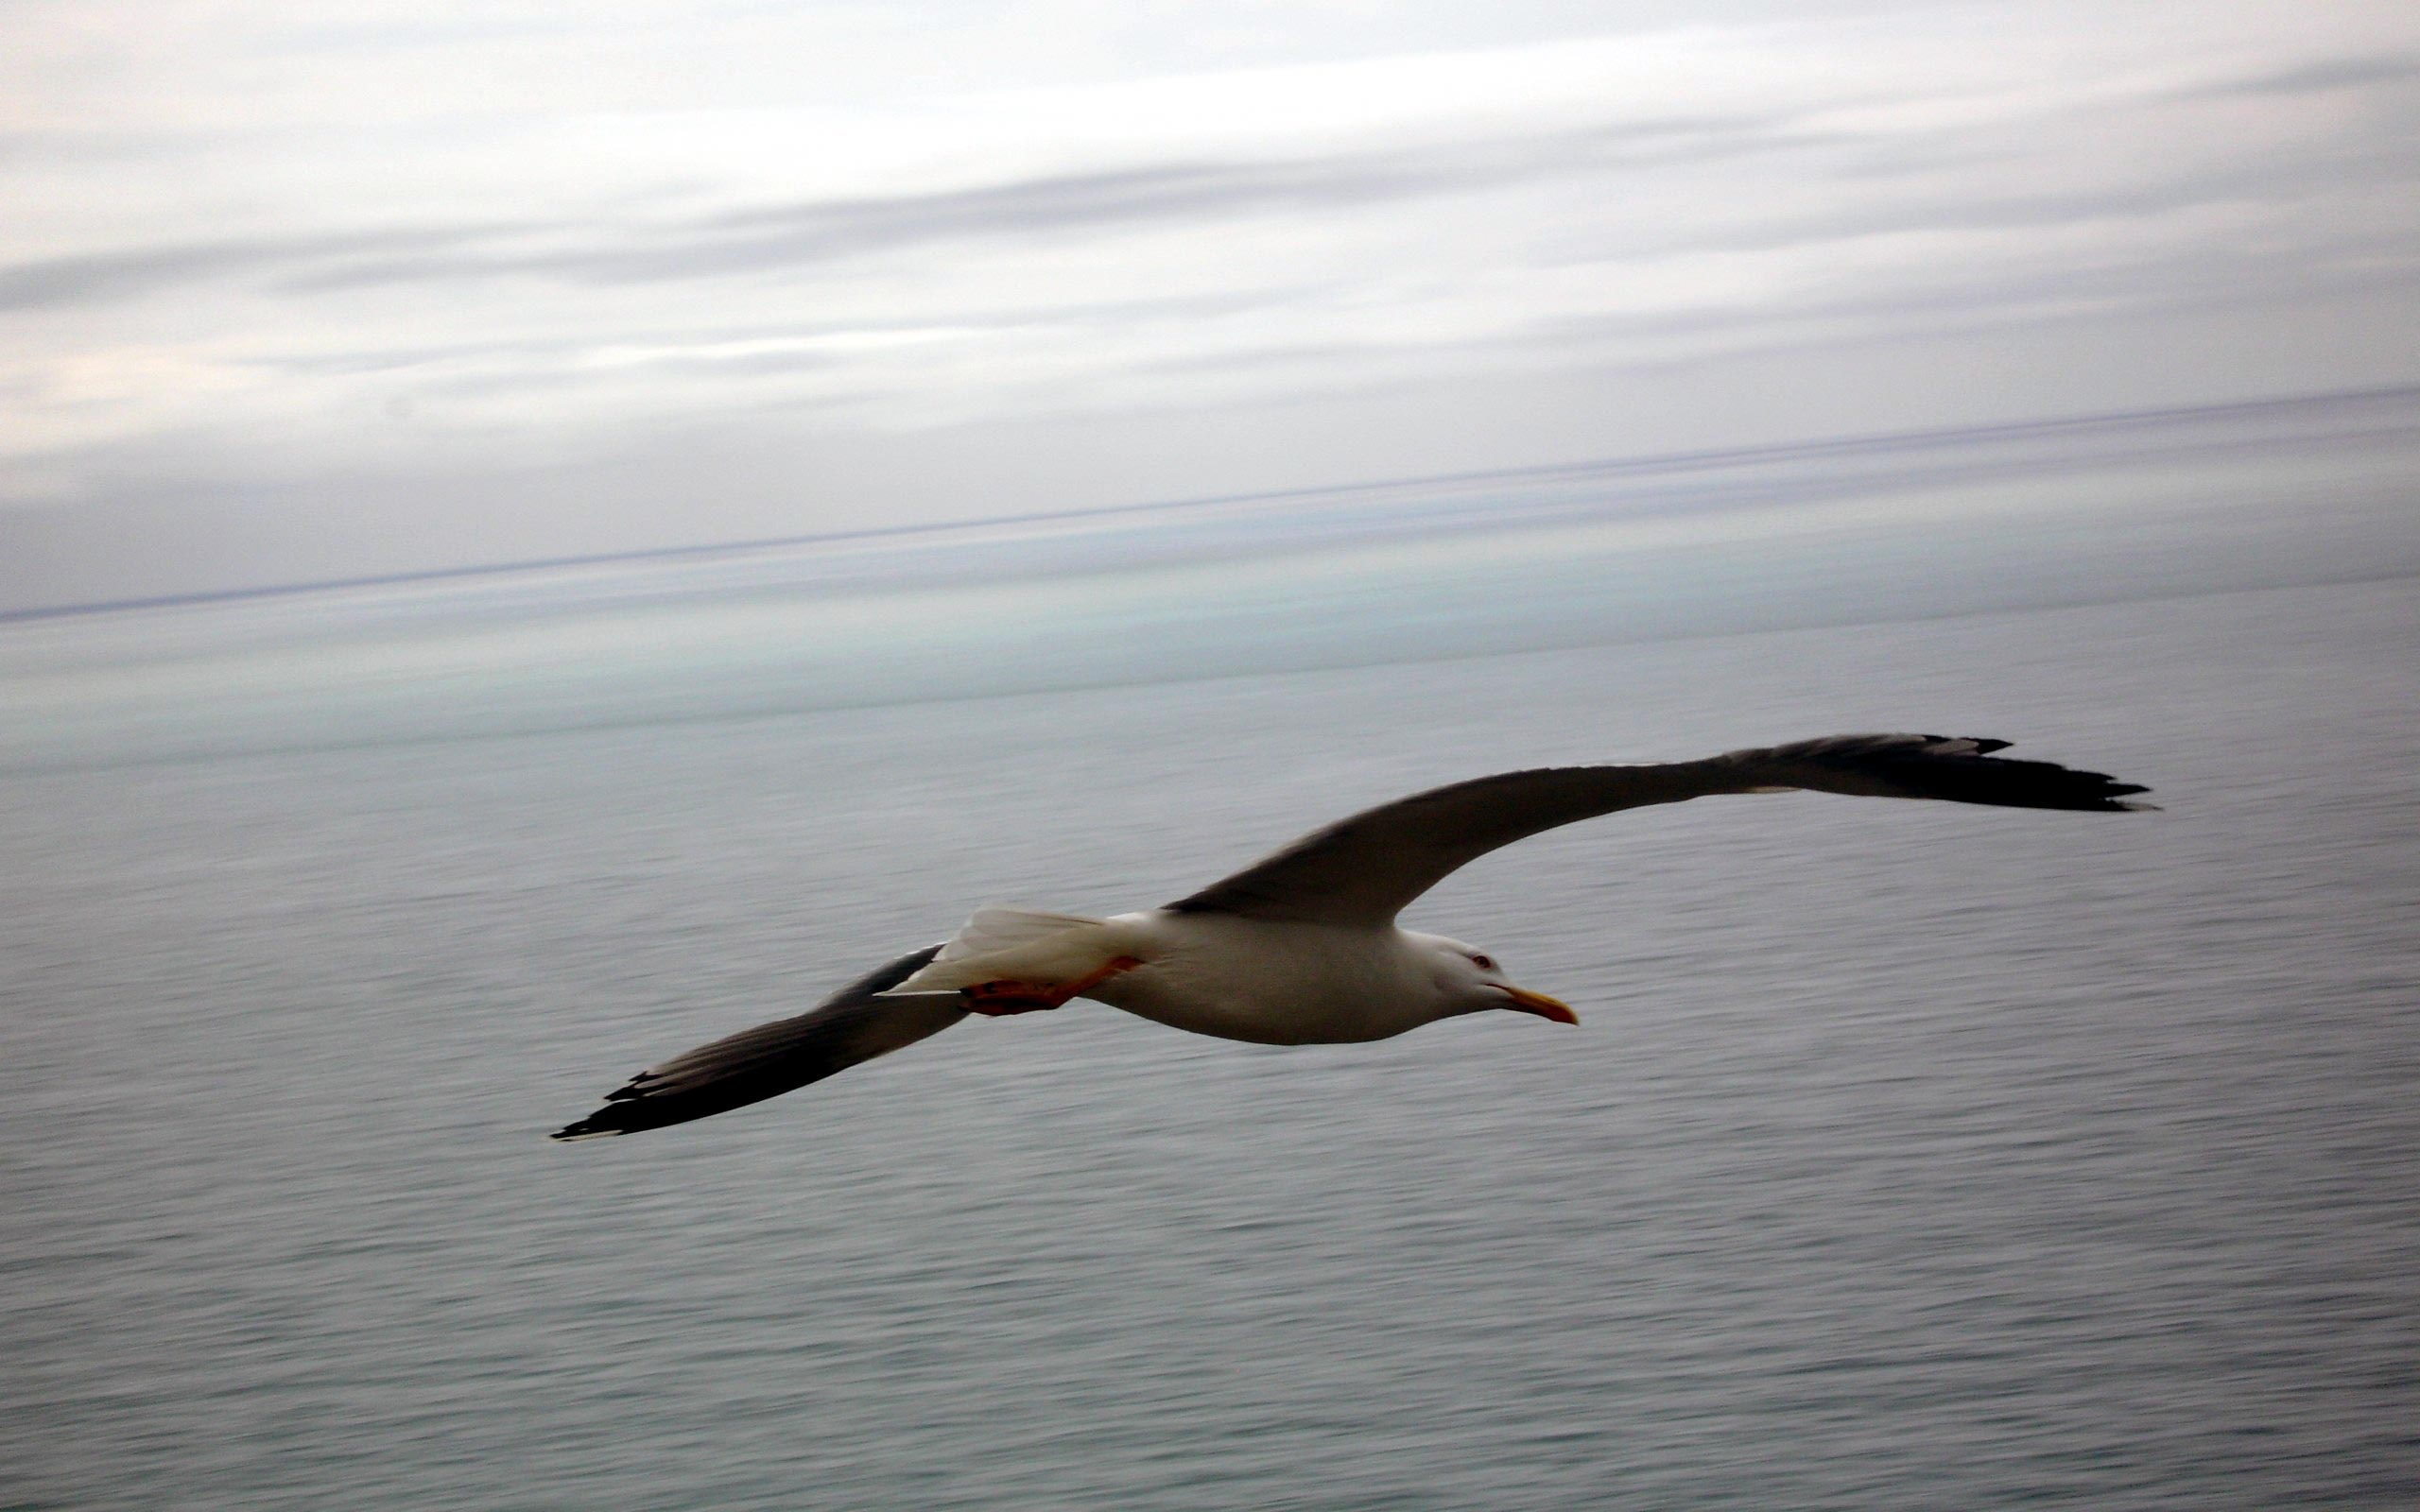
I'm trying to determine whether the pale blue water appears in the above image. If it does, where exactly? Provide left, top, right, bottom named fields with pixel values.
left=9, top=388, right=2418, bottom=772
left=4, top=562, right=2415, bottom=1507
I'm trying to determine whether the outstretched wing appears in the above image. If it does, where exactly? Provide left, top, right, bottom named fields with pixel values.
left=553, top=943, right=957, bottom=1140
left=1165, top=733, right=2151, bottom=927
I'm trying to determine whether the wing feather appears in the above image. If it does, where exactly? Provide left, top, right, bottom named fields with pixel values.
left=1164, top=732, right=2149, bottom=926
left=552, top=943, right=957, bottom=1140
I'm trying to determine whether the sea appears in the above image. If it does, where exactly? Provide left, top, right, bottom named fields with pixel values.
left=4, top=395, right=2417, bottom=1508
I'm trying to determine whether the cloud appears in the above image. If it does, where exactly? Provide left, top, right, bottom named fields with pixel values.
left=0, top=110, right=1818, bottom=311
left=0, top=226, right=505, bottom=311
left=2188, top=53, right=2420, bottom=97
left=2, top=1, right=2417, bottom=606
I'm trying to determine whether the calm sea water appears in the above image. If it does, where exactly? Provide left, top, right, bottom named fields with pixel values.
left=4, top=575, right=2416, bottom=1509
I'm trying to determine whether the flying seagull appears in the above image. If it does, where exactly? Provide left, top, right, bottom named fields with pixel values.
left=555, top=732, right=2148, bottom=1140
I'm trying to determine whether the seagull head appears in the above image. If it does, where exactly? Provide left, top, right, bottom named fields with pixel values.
left=1414, top=934, right=1579, bottom=1026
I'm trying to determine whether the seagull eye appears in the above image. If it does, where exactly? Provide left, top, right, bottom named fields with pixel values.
left=1469, top=954, right=1495, bottom=971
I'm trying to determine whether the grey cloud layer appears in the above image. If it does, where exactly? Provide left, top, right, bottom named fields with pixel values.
left=2, top=112, right=1816, bottom=312
left=7, top=44, right=2411, bottom=320
left=0, top=226, right=496, bottom=312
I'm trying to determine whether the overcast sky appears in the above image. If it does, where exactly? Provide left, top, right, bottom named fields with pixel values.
left=4, top=0, right=2415, bottom=609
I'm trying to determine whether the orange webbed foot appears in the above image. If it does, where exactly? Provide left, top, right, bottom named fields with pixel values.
left=958, top=957, right=1143, bottom=1017
left=960, top=981, right=1063, bottom=1016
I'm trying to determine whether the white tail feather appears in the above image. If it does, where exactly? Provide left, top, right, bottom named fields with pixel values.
left=888, top=906, right=1115, bottom=993
left=935, top=907, right=1107, bottom=961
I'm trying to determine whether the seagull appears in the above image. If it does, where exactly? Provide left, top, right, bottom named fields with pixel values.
left=555, top=732, right=2149, bottom=1140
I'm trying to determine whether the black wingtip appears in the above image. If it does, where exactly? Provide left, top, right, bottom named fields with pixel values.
left=552, top=1091, right=665, bottom=1140
left=1765, top=732, right=2154, bottom=813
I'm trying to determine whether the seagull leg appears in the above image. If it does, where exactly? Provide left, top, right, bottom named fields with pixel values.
left=959, top=956, right=1143, bottom=1016
left=959, top=982, right=1060, bottom=1016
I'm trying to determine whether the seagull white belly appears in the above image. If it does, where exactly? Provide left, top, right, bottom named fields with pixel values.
left=1085, top=912, right=1440, bottom=1046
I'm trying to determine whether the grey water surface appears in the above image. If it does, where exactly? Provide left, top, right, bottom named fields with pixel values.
left=4, top=576, right=2416, bottom=1509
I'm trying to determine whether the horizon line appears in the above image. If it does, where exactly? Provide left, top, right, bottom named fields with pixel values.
left=6, top=380, right=2413, bottom=625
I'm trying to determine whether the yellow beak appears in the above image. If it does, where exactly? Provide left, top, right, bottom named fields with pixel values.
left=1497, top=983, right=1580, bottom=1024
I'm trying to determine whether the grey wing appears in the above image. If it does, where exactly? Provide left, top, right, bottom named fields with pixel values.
left=1165, top=732, right=2152, bottom=927
left=552, top=943, right=959, bottom=1140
